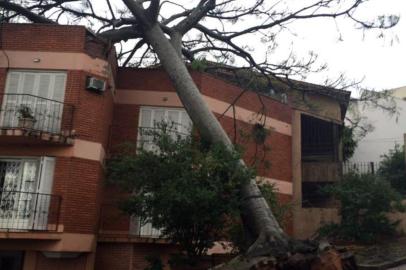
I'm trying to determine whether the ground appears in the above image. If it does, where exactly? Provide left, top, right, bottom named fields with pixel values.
left=341, top=237, right=406, bottom=269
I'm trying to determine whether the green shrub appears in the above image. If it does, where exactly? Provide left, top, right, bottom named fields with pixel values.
left=107, top=123, right=253, bottom=257
left=379, top=144, right=406, bottom=194
left=320, top=172, right=404, bottom=242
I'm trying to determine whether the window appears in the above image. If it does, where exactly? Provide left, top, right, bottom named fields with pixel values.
left=301, top=114, right=340, bottom=161
left=1, top=71, right=67, bottom=133
left=0, top=252, right=23, bottom=270
left=134, top=107, right=192, bottom=237
left=138, top=106, right=192, bottom=151
left=0, top=157, right=55, bottom=230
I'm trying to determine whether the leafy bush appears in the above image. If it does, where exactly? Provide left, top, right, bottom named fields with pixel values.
left=379, top=144, right=406, bottom=194
left=320, top=172, right=404, bottom=242
left=107, top=124, right=253, bottom=257
left=342, top=125, right=358, bottom=162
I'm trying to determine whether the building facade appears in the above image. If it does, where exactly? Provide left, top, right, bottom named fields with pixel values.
left=348, top=87, right=406, bottom=165
left=0, top=23, right=348, bottom=270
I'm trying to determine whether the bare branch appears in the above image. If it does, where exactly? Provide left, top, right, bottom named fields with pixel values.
left=0, top=0, right=55, bottom=24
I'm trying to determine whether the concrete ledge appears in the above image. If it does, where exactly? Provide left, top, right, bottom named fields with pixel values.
left=0, top=231, right=62, bottom=240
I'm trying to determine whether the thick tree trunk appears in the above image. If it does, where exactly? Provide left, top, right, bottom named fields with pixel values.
left=143, top=23, right=290, bottom=256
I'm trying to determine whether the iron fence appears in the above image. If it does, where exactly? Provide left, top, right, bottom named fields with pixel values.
left=0, top=189, right=61, bottom=231
left=0, top=93, right=74, bottom=136
left=342, top=161, right=380, bottom=175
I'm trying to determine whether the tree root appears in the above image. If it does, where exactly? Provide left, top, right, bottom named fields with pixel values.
left=212, top=240, right=358, bottom=270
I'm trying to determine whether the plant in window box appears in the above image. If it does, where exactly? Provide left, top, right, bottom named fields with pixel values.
left=252, top=123, right=268, bottom=144
left=17, top=105, right=36, bottom=129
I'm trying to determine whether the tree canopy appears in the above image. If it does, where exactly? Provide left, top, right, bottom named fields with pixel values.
left=0, top=0, right=399, bottom=89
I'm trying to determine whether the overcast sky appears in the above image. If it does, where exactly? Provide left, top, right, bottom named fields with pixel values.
left=85, top=0, right=406, bottom=91
left=285, top=0, right=406, bottom=90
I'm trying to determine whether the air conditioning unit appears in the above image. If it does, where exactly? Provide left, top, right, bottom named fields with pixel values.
left=86, top=76, right=106, bottom=93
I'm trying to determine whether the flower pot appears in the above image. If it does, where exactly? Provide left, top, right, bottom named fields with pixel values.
left=18, top=118, right=36, bottom=129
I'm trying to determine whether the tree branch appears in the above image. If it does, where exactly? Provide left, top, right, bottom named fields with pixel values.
left=0, top=0, right=55, bottom=24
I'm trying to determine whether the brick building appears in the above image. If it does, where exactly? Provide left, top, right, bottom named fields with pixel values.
left=0, top=23, right=349, bottom=270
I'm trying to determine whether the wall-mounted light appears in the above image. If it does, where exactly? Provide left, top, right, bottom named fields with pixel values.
left=33, top=58, right=41, bottom=63
left=162, top=97, right=168, bottom=102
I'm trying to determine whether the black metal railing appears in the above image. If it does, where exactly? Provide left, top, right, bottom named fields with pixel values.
left=343, top=161, right=380, bottom=175
left=0, top=189, right=61, bottom=231
left=0, top=94, right=74, bottom=136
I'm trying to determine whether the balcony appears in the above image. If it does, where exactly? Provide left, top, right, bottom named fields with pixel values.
left=0, top=189, right=61, bottom=232
left=0, top=94, right=75, bottom=145
left=302, top=161, right=342, bottom=183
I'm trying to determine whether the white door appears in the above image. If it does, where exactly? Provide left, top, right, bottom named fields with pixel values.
left=137, top=107, right=192, bottom=237
left=0, top=157, right=55, bottom=230
left=0, top=159, right=40, bottom=230
left=1, top=71, right=67, bottom=133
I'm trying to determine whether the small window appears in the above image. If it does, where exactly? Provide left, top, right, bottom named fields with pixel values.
left=137, top=107, right=192, bottom=151
left=301, top=114, right=340, bottom=161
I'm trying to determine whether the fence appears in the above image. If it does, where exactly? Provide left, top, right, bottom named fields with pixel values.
left=0, top=189, right=61, bottom=231
left=0, top=93, right=74, bottom=136
left=342, top=161, right=380, bottom=175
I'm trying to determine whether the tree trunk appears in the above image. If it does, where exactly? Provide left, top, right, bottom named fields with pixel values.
left=143, top=23, right=290, bottom=256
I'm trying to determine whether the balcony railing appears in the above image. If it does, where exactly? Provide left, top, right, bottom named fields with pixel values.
left=0, top=93, right=74, bottom=137
left=0, top=189, right=61, bottom=231
left=343, top=161, right=380, bottom=175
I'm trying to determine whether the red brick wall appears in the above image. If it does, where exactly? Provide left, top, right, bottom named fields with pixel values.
left=117, top=68, right=201, bottom=92
left=200, top=73, right=292, bottom=124
left=0, top=23, right=117, bottom=62
left=64, top=70, right=114, bottom=148
left=95, top=243, right=133, bottom=270
left=0, top=23, right=86, bottom=52
left=116, top=68, right=292, bottom=124
left=35, top=252, right=87, bottom=270
left=53, top=157, right=104, bottom=234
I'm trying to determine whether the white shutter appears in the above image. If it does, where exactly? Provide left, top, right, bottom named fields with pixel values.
left=38, top=157, right=55, bottom=194
left=37, top=74, right=51, bottom=98
left=34, top=157, right=55, bottom=230
left=153, top=109, right=165, bottom=127
left=22, top=73, right=36, bottom=96
left=139, top=108, right=153, bottom=150
left=179, top=111, right=192, bottom=135
left=51, top=74, right=67, bottom=102
left=5, top=72, right=21, bottom=94
left=1, top=72, right=21, bottom=127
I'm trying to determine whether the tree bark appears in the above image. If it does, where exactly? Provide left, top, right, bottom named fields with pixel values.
left=142, top=22, right=291, bottom=256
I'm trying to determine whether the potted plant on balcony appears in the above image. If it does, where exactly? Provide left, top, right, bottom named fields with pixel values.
left=17, top=104, right=36, bottom=129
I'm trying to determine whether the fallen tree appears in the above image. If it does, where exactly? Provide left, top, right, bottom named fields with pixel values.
left=0, top=0, right=399, bottom=268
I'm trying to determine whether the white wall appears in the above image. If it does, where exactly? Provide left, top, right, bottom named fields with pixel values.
left=348, top=88, right=406, bottom=163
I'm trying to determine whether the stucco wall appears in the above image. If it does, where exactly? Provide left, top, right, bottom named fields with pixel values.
left=349, top=90, right=406, bottom=163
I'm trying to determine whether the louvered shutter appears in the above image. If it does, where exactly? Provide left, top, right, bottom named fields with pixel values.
left=33, top=157, right=55, bottom=230
left=1, top=72, right=21, bottom=127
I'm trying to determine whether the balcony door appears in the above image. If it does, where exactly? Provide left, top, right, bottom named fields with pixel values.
left=0, top=157, right=55, bottom=230
left=135, top=107, right=192, bottom=237
left=1, top=71, right=67, bottom=133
